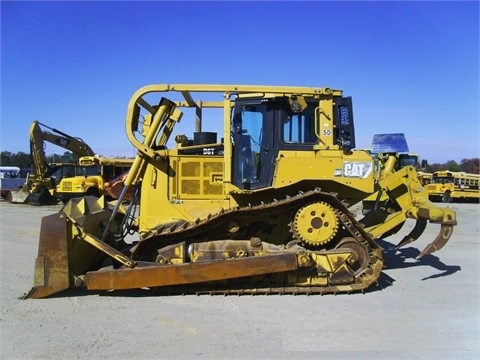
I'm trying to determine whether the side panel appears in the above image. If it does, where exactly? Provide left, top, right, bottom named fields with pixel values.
left=139, top=157, right=229, bottom=232
left=272, top=150, right=375, bottom=200
left=171, top=156, right=225, bottom=199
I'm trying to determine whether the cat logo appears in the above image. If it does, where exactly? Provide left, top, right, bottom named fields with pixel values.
left=343, top=162, right=372, bottom=178
left=56, top=138, right=70, bottom=147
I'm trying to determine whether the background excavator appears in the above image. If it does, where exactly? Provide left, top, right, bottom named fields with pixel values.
left=9, top=120, right=95, bottom=205
left=25, top=84, right=456, bottom=299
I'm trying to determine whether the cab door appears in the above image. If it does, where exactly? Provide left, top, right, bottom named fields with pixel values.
left=232, top=99, right=275, bottom=190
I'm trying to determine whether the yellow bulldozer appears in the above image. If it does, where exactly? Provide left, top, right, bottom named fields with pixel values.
left=25, top=84, right=456, bottom=299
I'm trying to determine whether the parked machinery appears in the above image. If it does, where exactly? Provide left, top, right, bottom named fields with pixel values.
left=10, top=121, right=95, bottom=205
left=0, top=166, right=24, bottom=199
left=54, top=155, right=134, bottom=203
left=361, top=133, right=425, bottom=214
left=25, top=84, right=456, bottom=298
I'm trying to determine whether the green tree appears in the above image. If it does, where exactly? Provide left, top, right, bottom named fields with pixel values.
left=1, top=151, right=32, bottom=169
left=444, top=160, right=461, bottom=172
left=0, top=151, right=13, bottom=166
left=46, top=151, right=78, bottom=164
left=61, top=151, right=79, bottom=163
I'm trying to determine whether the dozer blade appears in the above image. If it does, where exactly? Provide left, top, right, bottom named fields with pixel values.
left=8, top=190, right=30, bottom=204
left=24, top=195, right=148, bottom=298
left=27, top=189, right=58, bottom=206
left=8, top=187, right=58, bottom=205
left=416, top=223, right=454, bottom=259
left=24, top=213, right=71, bottom=299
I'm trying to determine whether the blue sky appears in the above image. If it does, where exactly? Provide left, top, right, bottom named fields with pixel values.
left=1, top=1, right=479, bottom=164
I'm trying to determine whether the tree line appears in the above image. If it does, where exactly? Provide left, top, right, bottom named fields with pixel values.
left=424, top=158, right=479, bottom=174
left=1, top=151, right=80, bottom=172
left=1, top=150, right=479, bottom=175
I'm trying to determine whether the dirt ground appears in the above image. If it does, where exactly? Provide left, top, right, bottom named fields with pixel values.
left=0, top=200, right=478, bottom=359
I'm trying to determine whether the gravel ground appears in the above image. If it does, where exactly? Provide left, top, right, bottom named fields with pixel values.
left=1, top=200, right=478, bottom=359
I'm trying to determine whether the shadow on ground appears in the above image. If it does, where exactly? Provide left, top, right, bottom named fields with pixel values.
left=365, top=238, right=461, bottom=294
left=376, top=238, right=461, bottom=280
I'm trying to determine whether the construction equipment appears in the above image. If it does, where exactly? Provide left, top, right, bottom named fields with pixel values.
left=103, top=170, right=135, bottom=202
left=9, top=121, right=95, bottom=205
left=25, top=84, right=457, bottom=299
left=361, top=133, right=423, bottom=214
left=0, top=166, right=25, bottom=199
left=55, top=155, right=134, bottom=203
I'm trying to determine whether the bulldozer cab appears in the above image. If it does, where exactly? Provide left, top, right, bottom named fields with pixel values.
left=232, top=96, right=356, bottom=190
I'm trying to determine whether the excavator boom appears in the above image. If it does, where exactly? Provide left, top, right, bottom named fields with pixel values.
left=39, top=121, right=95, bottom=157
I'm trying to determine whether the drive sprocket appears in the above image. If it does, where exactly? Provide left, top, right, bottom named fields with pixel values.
left=290, top=201, right=339, bottom=247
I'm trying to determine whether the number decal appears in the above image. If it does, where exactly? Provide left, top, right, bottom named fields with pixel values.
left=203, top=148, right=215, bottom=155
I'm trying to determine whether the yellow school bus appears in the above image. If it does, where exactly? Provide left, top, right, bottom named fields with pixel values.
left=56, top=156, right=134, bottom=202
left=426, top=170, right=480, bottom=203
